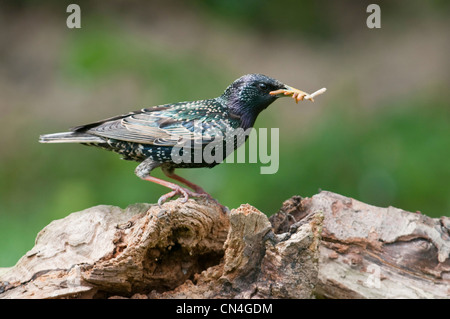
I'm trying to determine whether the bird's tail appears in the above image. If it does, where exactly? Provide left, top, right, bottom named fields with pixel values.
left=39, top=132, right=105, bottom=144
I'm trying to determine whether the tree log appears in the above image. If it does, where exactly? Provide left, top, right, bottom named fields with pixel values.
left=0, top=191, right=449, bottom=299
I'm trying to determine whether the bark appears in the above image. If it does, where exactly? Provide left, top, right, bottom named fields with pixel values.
left=0, top=191, right=449, bottom=299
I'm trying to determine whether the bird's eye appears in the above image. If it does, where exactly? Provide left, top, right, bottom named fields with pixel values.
left=258, top=83, right=268, bottom=90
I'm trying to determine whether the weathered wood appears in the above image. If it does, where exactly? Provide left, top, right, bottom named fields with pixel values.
left=1, top=191, right=449, bottom=299
left=310, top=192, right=450, bottom=298
left=0, top=200, right=228, bottom=298
left=149, top=203, right=321, bottom=299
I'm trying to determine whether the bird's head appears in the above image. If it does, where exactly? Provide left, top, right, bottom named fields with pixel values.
left=219, top=74, right=310, bottom=128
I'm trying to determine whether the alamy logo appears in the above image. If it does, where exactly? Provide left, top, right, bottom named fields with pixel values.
left=169, top=121, right=279, bottom=175
left=367, top=4, right=381, bottom=29
left=66, top=4, right=81, bottom=29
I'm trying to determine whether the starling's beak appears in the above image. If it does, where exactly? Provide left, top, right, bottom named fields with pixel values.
left=270, top=85, right=327, bottom=104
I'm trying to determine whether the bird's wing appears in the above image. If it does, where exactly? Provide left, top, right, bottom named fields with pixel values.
left=78, top=100, right=236, bottom=147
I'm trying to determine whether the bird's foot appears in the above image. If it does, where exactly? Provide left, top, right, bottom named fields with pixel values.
left=157, top=186, right=228, bottom=213
left=157, top=185, right=209, bottom=206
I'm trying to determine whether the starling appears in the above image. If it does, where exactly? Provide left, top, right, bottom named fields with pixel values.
left=39, top=74, right=325, bottom=206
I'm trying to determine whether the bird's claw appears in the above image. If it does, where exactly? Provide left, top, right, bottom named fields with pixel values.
left=156, top=186, right=228, bottom=213
left=157, top=186, right=209, bottom=206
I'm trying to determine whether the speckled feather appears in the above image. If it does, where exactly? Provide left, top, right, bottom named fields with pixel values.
left=75, top=99, right=238, bottom=164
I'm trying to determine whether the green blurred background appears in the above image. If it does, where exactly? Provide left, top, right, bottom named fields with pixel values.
left=0, top=0, right=449, bottom=266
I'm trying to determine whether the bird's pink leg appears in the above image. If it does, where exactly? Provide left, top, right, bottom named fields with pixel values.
left=164, top=172, right=208, bottom=194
